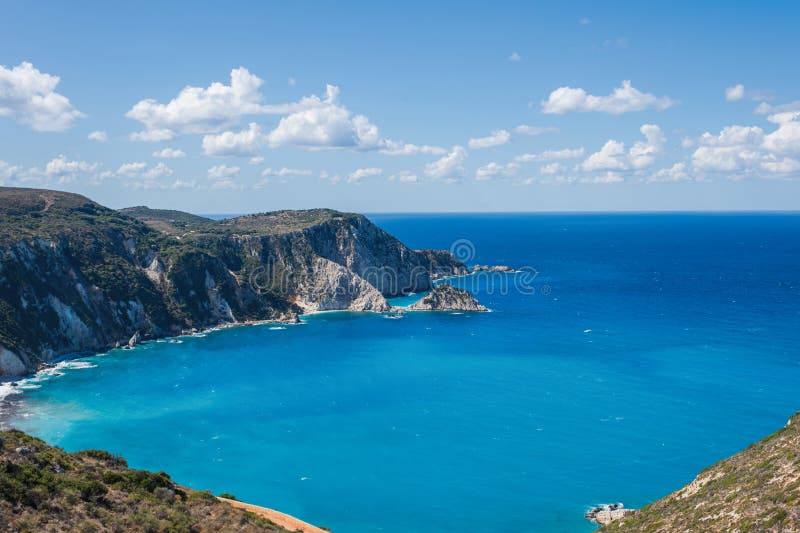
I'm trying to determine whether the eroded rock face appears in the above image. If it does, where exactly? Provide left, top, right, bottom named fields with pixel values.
left=0, top=188, right=465, bottom=375
left=407, top=284, right=488, bottom=312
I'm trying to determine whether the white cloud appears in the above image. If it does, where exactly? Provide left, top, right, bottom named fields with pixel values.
left=475, top=162, right=518, bottom=181
left=582, top=140, right=628, bottom=171
left=126, top=67, right=268, bottom=139
left=582, top=124, right=665, bottom=171
left=760, top=155, right=800, bottom=174
left=0, top=160, right=20, bottom=183
left=379, top=141, right=445, bottom=155
left=424, top=146, right=468, bottom=180
left=129, top=128, right=175, bottom=142
left=755, top=100, right=800, bottom=115
left=514, top=147, right=585, bottom=163
left=88, top=130, right=107, bottom=142
left=208, top=164, right=240, bottom=179
left=46, top=155, right=97, bottom=177
left=266, top=85, right=385, bottom=150
left=117, top=161, right=172, bottom=180
left=541, top=80, right=675, bottom=114
left=725, top=84, right=773, bottom=104
left=261, top=167, right=313, bottom=177
left=647, top=162, right=692, bottom=182
left=629, top=124, right=666, bottom=169
left=580, top=172, right=624, bottom=184
left=509, top=52, right=522, bottom=62
left=725, top=84, right=745, bottom=102
left=348, top=167, right=382, bottom=183
left=202, top=122, right=265, bottom=156
left=152, top=147, right=186, bottom=158
left=468, top=129, right=511, bottom=149
left=248, top=156, right=264, bottom=165
left=762, top=112, right=800, bottom=156
left=540, top=162, right=565, bottom=175
left=691, top=125, right=765, bottom=172
left=514, top=125, right=558, bottom=136
left=0, top=61, right=84, bottom=131
left=388, top=171, right=418, bottom=183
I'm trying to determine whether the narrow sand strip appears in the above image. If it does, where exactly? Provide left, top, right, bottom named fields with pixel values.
left=217, top=497, right=328, bottom=533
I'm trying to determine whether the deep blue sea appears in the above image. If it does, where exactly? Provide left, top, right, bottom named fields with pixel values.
left=5, top=214, right=800, bottom=532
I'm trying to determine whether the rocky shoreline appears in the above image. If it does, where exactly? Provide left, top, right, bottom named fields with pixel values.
left=0, top=187, right=475, bottom=376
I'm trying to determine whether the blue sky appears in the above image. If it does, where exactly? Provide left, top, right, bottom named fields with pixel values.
left=2, top=1, right=800, bottom=213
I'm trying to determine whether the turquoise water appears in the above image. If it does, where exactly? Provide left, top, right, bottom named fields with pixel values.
left=6, top=214, right=800, bottom=532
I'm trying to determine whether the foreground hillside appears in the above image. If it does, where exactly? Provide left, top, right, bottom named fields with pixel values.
left=602, top=412, right=800, bottom=532
left=0, top=429, right=295, bottom=532
left=0, top=187, right=466, bottom=375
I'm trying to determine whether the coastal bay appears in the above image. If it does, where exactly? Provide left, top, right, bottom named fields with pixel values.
left=6, top=213, right=800, bottom=532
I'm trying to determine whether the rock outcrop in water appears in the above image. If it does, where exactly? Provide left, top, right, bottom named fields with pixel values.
left=0, top=187, right=468, bottom=375
left=407, top=283, right=488, bottom=311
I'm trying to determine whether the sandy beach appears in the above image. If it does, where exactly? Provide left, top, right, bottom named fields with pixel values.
left=217, top=497, right=329, bottom=533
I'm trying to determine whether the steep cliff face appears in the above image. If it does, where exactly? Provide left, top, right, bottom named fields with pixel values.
left=0, top=188, right=466, bottom=375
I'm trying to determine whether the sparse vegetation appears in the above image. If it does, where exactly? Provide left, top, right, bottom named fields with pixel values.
left=602, top=412, right=800, bottom=532
left=0, top=429, right=288, bottom=532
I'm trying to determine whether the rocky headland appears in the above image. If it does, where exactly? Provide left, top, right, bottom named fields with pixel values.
left=0, top=187, right=475, bottom=376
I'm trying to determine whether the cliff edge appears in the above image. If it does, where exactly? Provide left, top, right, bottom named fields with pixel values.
left=0, top=187, right=467, bottom=375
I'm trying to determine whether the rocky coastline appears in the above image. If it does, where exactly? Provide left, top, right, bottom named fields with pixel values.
left=0, top=187, right=482, bottom=376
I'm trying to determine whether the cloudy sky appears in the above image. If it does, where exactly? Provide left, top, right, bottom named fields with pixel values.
left=2, top=1, right=800, bottom=213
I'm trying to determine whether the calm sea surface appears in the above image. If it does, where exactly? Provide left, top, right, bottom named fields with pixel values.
left=7, top=213, right=800, bottom=532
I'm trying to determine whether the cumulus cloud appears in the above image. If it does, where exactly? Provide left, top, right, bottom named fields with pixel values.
left=475, top=162, right=519, bottom=181
left=580, top=172, right=624, bottom=184
left=0, top=160, right=20, bottom=184
left=468, top=129, right=511, bottom=149
left=540, top=162, right=565, bottom=175
left=755, top=100, right=800, bottom=115
left=541, top=80, right=675, bottom=114
left=261, top=167, right=313, bottom=177
left=248, top=156, right=264, bottom=165
left=126, top=67, right=269, bottom=140
left=208, top=164, right=240, bottom=179
left=646, top=162, right=692, bottom=183
left=203, top=122, right=265, bottom=156
left=725, top=84, right=773, bottom=103
left=46, top=156, right=98, bottom=178
left=0, top=62, right=84, bottom=131
left=379, top=141, right=445, bottom=156
left=266, top=85, right=384, bottom=150
left=514, top=124, right=559, bottom=136
left=424, top=146, right=468, bottom=180
left=347, top=167, right=382, bottom=183
left=691, top=125, right=765, bottom=172
left=689, top=117, right=800, bottom=176
left=725, top=84, right=745, bottom=102
left=582, top=124, right=665, bottom=171
left=514, top=147, right=585, bottom=163
left=117, top=161, right=172, bottom=179
left=88, top=130, right=107, bottom=142
left=388, top=171, right=418, bottom=183
left=152, top=147, right=186, bottom=158
left=762, top=111, right=800, bottom=156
